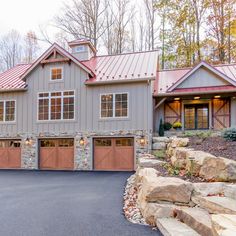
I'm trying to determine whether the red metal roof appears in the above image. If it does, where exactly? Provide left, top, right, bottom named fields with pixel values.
left=83, top=51, right=158, bottom=84
left=0, top=64, right=31, bottom=90
left=155, top=63, right=236, bottom=96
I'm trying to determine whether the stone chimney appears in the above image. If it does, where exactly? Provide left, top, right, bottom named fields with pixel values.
left=68, top=39, right=96, bottom=61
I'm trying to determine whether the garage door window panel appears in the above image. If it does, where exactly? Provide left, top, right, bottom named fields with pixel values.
left=116, top=138, right=133, bottom=146
left=94, top=139, right=112, bottom=147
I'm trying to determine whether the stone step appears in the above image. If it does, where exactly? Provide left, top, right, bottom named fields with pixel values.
left=211, top=214, right=236, bottom=236
left=156, top=218, right=201, bottom=236
left=192, top=196, right=236, bottom=214
left=138, top=157, right=166, bottom=168
left=175, top=207, right=217, bottom=236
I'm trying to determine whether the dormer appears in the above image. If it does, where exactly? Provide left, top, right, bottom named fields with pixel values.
left=68, top=39, right=96, bottom=61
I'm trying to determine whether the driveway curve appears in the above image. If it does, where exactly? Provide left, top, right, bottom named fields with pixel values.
left=0, top=171, right=162, bottom=236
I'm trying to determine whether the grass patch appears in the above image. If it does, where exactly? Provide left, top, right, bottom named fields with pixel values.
left=152, top=150, right=166, bottom=160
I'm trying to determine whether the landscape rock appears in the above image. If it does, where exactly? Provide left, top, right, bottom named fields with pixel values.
left=192, top=196, right=236, bottom=214
left=224, top=184, right=236, bottom=200
left=135, top=167, right=158, bottom=186
left=156, top=218, right=201, bottom=236
left=139, top=176, right=193, bottom=204
left=170, top=147, right=191, bottom=169
left=199, top=157, right=236, bottom=181
left=175, top=207, right=217, bottom=236
left=186, top=151, right=216, bottom=176
left=193, top=182, right=225, bottom=197
left=153, top=142, right=167, bottom=150
left=211, top=214, right=236, bottom=236
left=138, top=158, right=165, bottom=169
left=152, top=137, right=169, bottom=143
left=169, top=137, right=189, bottom=148
left=142, top=203, right=175, bottom=225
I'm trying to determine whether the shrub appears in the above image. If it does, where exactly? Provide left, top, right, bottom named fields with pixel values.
left=163, top=122, right=172, bottom=131
left=173, top=122, right=182, bottom=129
left=223, top=127, right=236, bottom=141
left=159, top=118, right=165, bottom=137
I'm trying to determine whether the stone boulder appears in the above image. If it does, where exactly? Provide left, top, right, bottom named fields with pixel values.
left=135, top=167, right=158, bottom=186
left=224, top=184, right=236, bottom=200
left=185, top=151, right=216, bottom=176
left=199, top=157, right=236, bottom=181
left=142, top=203, right=176, bottom=225
left=174, top=207, right=217, bottom=236
left=139, top=176, right=193, bottom=204
left=138, top=158, right=165, bottom=169
left=193, top=182, right=225, bottom=197
left=152, top=142, right=167, bottom=150
left=169, top=137, right=189, bottom=148
left=152, top=137, right=169, bottom=143
left=170, top=147, right=192, bottom=169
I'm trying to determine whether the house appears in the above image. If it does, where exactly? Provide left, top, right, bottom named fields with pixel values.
left=154, top=61, right=236, bottom=131
left=0, top=40, right=157, bottom=171
left=0, top=40, right=236, bottom=172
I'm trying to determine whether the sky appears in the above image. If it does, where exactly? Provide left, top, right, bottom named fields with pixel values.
left=0, top=0, right=65, bottom=48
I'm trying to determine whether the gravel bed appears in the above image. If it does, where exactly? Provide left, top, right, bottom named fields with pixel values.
left=123, top=174, right=147, bottom=225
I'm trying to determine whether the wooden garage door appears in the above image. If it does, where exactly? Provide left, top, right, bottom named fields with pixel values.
left=39, top=139, right=74, bottom=170
left=0, top=140, right=21, bottom=169
left=94, top=138, right=134, bottom=171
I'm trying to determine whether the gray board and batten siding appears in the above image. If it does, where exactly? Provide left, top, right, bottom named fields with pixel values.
left=0, top=61, right=153, bottom=136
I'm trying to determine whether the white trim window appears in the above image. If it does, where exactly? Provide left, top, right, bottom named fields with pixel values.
left=38, top=91, right=75, bottom=121
left=101, top=93, right=128, bottom=118
left=75, top=45, right=86, bottom=52
left=0, top=100, right=16, bottom=122
left=50, top=67, right=63, bottom=81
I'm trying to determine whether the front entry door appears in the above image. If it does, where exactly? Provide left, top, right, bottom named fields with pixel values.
left=184, top=104, right=209, bottom=130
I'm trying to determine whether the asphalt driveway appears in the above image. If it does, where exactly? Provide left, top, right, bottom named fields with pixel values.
left=0, top=171, right=161, bottom=236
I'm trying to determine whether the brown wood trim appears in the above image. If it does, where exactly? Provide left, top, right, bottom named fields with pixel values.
left=41, top=58, right=71, bottom=64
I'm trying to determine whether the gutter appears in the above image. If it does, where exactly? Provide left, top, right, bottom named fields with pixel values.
left=0, top=87, right=28, bottom=93
left=85, top=77, right=156, bottom=85
left=154, top=89, right=236, bottom=97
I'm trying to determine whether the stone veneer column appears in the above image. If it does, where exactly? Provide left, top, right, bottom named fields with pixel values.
left=21, top=135, right=38, bottom=169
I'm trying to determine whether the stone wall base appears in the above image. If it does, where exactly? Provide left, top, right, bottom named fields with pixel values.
left=0, top=130, right=152, bottom=170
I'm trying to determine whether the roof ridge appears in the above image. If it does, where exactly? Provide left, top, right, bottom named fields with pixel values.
left=83, top=49, right=159, bottom=60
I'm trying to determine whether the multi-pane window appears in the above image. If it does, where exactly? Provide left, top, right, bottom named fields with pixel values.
left=38, top=91, right=74, bottom=121
left=51, top=68, right=63, bottom=80
left=0, top=100, right=16, bottom=122
left=101, top=93, right=128, bottom=118
left=115, top=93, right=128, bottom=117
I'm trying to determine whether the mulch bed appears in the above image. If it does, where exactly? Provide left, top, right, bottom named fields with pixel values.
left=188, top=136, right=236, bottom=161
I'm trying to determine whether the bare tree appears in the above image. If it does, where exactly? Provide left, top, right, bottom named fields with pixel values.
left=23, top=31, right=39, bottom=63
left=0, top=30, right=22, bottom=71
left=113, top=0, right=133, bottom=54
left=143, top=0, right=157, bottom=50
left=55, top=0, right=105, bottom=49
left=102, top=0, right=116, bottom=54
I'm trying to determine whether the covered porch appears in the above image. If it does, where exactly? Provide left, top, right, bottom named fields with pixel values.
left=154, top=92, right=236, bottom=132
left=154, top=61, right=236, bottom=132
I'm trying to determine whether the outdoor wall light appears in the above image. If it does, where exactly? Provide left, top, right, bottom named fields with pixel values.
left=174, top=97, right=180, bottom=101
left=194, top=96, right=200, bottom=100
left=79, top=137, right=85, bottom=146
left=25, top=137, right=31, bottom=145
left=140, top=135, right=146, bottom=146
left=214, top=95, right=221, bottom=99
